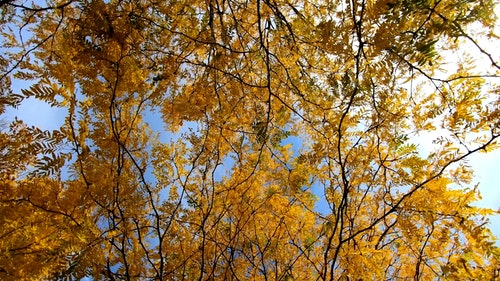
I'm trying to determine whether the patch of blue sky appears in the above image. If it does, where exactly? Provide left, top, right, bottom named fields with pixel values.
left=279, top=131, right=334, bottom=215
left=143, top=108, right=171, bottom=143
left=3, top=96, right=66, bottom=130
left=280, top=134, right=303, bottom=156
left=212, top=152, right=236, bottom=182
left=310, top=180, right=331, bottom=216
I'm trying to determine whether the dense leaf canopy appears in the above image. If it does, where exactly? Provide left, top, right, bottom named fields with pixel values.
left=1, top=0, right=500, bottom=279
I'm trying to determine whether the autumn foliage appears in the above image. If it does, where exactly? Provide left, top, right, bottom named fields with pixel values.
left=1, top=0, right=500, bottom=279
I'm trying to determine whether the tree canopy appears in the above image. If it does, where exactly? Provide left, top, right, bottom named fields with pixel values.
left=1, top=0, right=500, bottom=279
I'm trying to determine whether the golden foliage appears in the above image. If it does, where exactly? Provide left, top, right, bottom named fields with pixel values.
left=0, top=0, right=499, bottom=279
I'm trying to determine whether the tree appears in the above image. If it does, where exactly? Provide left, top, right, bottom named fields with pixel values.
left=1, top=0, right=500, bottom=279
